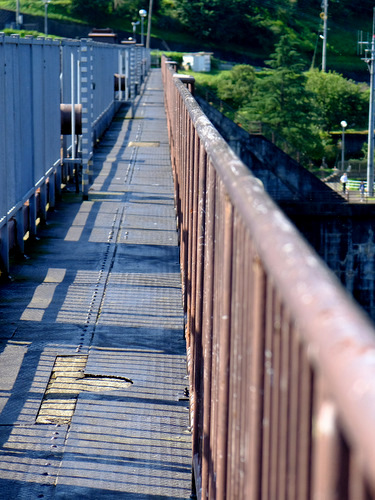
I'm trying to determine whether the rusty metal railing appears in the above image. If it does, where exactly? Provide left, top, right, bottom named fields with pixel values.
left=162, top=56, right=375, bottom=500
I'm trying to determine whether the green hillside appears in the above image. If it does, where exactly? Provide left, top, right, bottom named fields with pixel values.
left=0, top=0, right=373, bottom=77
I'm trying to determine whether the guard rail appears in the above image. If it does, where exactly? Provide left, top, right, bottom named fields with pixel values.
left=162, top=56, right=375, bottom=500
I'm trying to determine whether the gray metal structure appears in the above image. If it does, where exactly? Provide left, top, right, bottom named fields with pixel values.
left=0, top=34, right=150, bottom=275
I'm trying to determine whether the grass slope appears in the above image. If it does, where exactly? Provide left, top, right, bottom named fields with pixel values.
left=0, top=0, right=371, bottom=77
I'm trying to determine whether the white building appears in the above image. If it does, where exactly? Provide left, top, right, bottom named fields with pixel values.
left=182, top=52, right=212, bottom=72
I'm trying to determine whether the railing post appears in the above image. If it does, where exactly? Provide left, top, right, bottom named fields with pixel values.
left=216, top=198, right=233, bottom=499
left=0, top=224, right=9, bottom=278
left=312, top=389, right=343, bottom=500
left=0, top=33, right=8, bottom=277
left=15, top=209, right=25, bottom=255
left=80, top=39, right=94, bottom=200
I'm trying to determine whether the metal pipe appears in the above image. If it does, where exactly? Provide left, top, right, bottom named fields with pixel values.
left=71, top=52, right=76, bottom=159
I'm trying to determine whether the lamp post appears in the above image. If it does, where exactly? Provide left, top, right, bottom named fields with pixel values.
left=131, top=21, right=140, bottom=43
left=43, top=0, right=51, bottom=36
left=139, top=9, right=147, bottom=46
left=340, top=120, right=347, bottom=171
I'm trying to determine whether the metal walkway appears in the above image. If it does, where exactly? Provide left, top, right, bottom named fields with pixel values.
left=0, top=69, right=191, bottom=499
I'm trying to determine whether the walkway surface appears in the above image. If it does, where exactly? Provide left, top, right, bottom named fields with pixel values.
left=0, top=69, right=192, bottom=499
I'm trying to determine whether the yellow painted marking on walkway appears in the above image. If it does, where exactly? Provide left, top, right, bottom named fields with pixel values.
left=128, top=141, right=160, bottom=147
left=37, top=356, right=132, bottom=424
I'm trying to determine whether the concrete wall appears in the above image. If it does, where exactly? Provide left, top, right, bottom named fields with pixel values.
left=282, top=203, right=375, bottom=320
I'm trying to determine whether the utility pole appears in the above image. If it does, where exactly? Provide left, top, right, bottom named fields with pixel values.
left=361, top=9, right=375, bottom=197
left=146, top=0, right=153, bottom=49
left=16, top=0, right=20, bottom=29
left=321, top=0, right=328, bottom=72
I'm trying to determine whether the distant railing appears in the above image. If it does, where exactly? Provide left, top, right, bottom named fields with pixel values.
left=162, top=56, right=375, bottom=499
left=0, top=34, right=149, bottom=276
left=328, top=180, right=373, bottom=203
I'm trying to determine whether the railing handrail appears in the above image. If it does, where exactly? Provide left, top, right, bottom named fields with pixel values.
left=163, top=56, right=375, bottom=498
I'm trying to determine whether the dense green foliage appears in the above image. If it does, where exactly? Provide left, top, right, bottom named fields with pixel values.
left=1, top=0, right=372, bottom=164
left=216, top=65, right=256, bottom=109
left=1, top=0, right=374, bottom=72
left=243, top=35, right=322, bottom=158
left=192, top=34, right=369, bottom=164
left=305, top=70, right=369, bottom=131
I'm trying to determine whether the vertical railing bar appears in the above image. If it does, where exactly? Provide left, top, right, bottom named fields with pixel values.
left=15, top=208, right=25, bottom=255
left=278, top=307, right=291, bottom=500
left=261, top=278, right=274, bottom=500
left=269, top=290, right=282, bottom=500
left=182, top=103, right=189, bottom=312
left=349, top=452, right=369, bottom=500
left=201, top=159, right=216, bottom=499
left=247, top=249, right=266, bottom=500
left=118, top=49, right=122, bottom=101
left=191, top=128, right=201, bottom=460
left=188, top=117, right=197, bottom=463
left=312, top=377, right=349, bottom=500
left=237, top=224, right=251, bottom=500
left=192, top=140, right=207, bottom=499
left=226, top=212, right=243, bottom=499
left=0, top=34, right=9, bottom=274
left=297, top=346, right=313, bottom=500
left=186, top=115, right=195, bottom=346
left=216, top=189, right=233, bottom=499
left=209, top=171, right=221, bottom=500
left=77, top=54, right=81, bottom=104
left=287, top=323, right=301, bottom=500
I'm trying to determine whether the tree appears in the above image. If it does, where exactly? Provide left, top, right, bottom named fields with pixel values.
left=305, top=70, right=369, bottom=131
left=243, top=34, right=319, bottom=156
left=112, top=0, right=148, bottom=16
left=174, top=0, right=273, bottom=47
left=71, top=0, right=111, bottom=21
left=216, top=65, right=256, bottom=109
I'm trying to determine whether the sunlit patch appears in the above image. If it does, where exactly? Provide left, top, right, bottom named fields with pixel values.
left=128, top=141, right=160, bottom=147
left=20, top=269, right=66, bottom=322
left=36, top=356, right=132, bottom=425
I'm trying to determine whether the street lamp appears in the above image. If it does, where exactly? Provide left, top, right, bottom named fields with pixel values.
left=43, top=0, right=51, bottom=36
left=340, top=120, right=347, bottom=170
left=139, top=9, right=147, bottom=46
left=131, top=21, right=140, bottom=43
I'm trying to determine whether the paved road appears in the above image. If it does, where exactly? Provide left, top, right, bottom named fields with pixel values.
left=0, top=69, right=192, bottom=499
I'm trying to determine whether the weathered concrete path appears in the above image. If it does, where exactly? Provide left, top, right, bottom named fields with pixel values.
left=0, top=69, right=191, bottom=499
